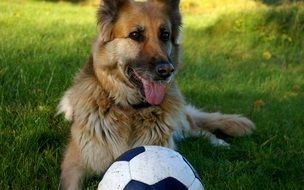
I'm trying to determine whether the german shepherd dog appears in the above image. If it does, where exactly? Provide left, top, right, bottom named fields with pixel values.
left=58, top=0, right=255, bottom=189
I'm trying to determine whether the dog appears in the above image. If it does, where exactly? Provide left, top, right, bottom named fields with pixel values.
left=57, top=0, right=255, bottom=189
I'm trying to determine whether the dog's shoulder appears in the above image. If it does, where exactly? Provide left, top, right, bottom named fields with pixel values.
left=57, top=55, right=110, bottom=121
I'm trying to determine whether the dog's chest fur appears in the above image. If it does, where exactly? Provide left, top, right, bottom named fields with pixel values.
left=61, top=65, right=184, bottom=172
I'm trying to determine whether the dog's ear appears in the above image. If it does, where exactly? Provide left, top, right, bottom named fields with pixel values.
left=97, top=0, right=129, bottom=42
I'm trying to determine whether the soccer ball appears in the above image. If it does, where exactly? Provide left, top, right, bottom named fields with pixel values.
left=98, top=146, right=204, bottom=190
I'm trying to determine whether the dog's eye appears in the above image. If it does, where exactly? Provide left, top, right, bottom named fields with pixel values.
left=160, top=31, right=170, bottom=42
left=129, top=31, right=143, bottom=42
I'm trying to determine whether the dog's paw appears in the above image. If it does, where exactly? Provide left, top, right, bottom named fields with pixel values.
left=209, top=137, right=230, bottom=148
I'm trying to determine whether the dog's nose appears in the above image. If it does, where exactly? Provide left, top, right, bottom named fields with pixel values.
left=156, top=62, right=175, bottom=79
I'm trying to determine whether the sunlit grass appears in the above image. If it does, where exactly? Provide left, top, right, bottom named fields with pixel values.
left=1, top=0, right=304, bottom=189
left=181, top=0, right=263, bottom=15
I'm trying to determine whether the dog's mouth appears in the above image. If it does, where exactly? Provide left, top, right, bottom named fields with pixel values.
left=127, top=67, right=166, bottom=105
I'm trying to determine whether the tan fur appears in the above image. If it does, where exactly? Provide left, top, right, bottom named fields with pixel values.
left=185, top=105, right=255, bottom=137
left=58, top=0, right=255, bottom=189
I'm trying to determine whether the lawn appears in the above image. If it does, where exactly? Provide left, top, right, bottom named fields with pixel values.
left=1, top=0, right=303, bottom=189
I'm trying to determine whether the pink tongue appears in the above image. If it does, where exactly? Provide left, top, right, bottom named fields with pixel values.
left=141, top=79, right=166, bottom=105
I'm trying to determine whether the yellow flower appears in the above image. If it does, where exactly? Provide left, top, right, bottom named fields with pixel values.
left=282, top=34, right=292, bottom=42
left=13, top=12, right=21, bottom=17
left=262, top=51, right=272, bottom=60
left=254, top=99, right=265, bottom=110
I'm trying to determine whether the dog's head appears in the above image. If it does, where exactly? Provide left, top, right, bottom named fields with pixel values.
left=93, top=0, right=181, bottom=106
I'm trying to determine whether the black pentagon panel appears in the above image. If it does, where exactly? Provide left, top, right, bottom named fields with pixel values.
left=183, top=157, right=202, bottom=182
left=116, top=146, right=146, bottom=162
left=153, top=177, right=188, bottom=190
left=124, top=178, right=188, bottom=190
left=124, top=180, right=150, bottom=190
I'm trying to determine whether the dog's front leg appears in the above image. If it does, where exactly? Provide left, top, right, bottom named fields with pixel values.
left=60, top=140, right=85, bottom=190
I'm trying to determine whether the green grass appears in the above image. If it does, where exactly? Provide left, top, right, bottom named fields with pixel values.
left=1, top=0, right=304, bottom=189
